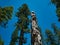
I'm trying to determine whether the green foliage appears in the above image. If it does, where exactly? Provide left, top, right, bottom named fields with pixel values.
left=51, top=0, right=56, bottom=4
left=45, top=29, right=56, bottom=45
left=45, top=29, right=53, bottom=37
left=45, top=23, right=60, bottom=45
left=0, top=36, right=4, bottom=45
left=16, top=3, right=31, bottom=33
left=9, top=28, right=18, bottom=45
left=16, top=4, right=30, bottom=45
left=0, top=6, right=13, bottom=26
left=56, top=8, right=60, bottom=17
left=52, top=23, right=59, bottom=35
left=10, top=4, right=30, bottom=45
left=51, top=0, right=60, bottom=21
left=16, top=4, right=30, bottom=17
left=52, top=23, right=60, bottom=45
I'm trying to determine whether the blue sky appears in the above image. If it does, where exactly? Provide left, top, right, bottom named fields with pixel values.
left=0, top=0, right=60, bottom=45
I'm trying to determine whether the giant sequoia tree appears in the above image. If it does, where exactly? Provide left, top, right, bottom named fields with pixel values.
left=0, top=6, right=13, bottom=27
left=10, top=4, right=31, bottom=45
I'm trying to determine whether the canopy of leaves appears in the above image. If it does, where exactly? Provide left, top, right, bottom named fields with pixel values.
left=45, top=23, right=60, bottom=45
left=16, top=4, right=30, bottom=17
left=16, top=4, right=31, bottom=45
left=45, top=29, right=56, bottom=45
left=51, top=0, right=60, bottom=21
left=52, top=23, right=60, bottom=45
left=16, top=4, right=31, bottom=31
left=10, top=4, right=31, bottom=45
left=0, top=6, right=13, bottom=26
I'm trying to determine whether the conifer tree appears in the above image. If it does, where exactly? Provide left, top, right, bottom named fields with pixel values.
left=10, top=4, right=30, bottom=45
left=45, top=29, right=56, bottom=45
left=51, top=0, right=60, bottom=21
left=52, top=23, right=60, bottom=45
left=45, top=24, right=60, bottom=45
left=0, top=6, right=13, bottom=27
left=17, top=4, right=30, bottom=45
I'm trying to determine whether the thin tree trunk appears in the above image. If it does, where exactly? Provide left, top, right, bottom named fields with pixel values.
left=19, top=28, right=24, bottom=45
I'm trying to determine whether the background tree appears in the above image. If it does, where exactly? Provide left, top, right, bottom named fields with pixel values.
left=45, top=29, right=56, bottom=45
left=10, top=4, right=31, bottom=45
left=0, top=6, right=13, bottom=27
left=51, top=0, right=60, bottom=21
left=52, top=23, right=60, bottom=45
left=45, top=0, right=60, bottom=45
left=45, top=23, right=60, bottom=45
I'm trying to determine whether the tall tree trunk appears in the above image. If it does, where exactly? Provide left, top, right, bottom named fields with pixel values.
left=19, top=28, right=24, bottom=45
left=31, top=11, right=42, bottom=45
